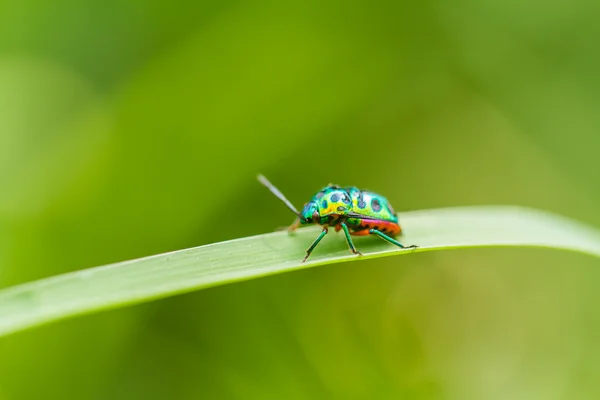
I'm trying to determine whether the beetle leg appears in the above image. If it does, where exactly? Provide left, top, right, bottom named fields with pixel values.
left=283, top=218, right=301, bottom=234
left=303, top=227, right=328, bottom=262
left=341, top=222, right=362, bottom=256
left=369, top=229, right=418, bottom=250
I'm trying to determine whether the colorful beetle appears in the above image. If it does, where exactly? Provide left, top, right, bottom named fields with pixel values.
left=258, top=174, right=417, bottom=262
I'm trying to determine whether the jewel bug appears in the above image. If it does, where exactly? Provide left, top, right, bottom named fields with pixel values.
left=258, top=174, right=417, bottom=262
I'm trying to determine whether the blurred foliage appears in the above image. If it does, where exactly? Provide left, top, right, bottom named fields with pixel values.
left=0, top=0, right=599, bottom=399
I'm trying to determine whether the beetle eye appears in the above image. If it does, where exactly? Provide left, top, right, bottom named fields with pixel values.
left=312, top=211, right=320, bottom=221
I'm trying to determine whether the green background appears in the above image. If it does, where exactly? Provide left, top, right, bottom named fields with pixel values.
left=1, top=1, right=599, bottom=399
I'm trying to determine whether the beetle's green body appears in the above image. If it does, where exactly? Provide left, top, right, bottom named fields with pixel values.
left=258, top=175, right=417, bottom=262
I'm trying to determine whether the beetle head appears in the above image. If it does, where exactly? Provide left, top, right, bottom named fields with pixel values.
left=300, top=201, right=320, bottom=224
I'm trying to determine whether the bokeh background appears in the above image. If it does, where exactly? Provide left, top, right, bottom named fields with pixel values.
left=1, top=1, right=600, bottom=399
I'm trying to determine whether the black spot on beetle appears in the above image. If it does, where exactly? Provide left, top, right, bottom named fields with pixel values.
left=358, top=200, right=366, bottom=209
left=337, top=206, right=346, bottom=212
left=321, top=199, right=328, bottom=209
left=341, top=195, right=351, bottom=204
left=371, top=198, right=382, bottom=212
left=330, top=193, right=339, bottom=202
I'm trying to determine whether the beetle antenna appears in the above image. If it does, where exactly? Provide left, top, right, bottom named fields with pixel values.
left=257, top=174, right=304, bottom=220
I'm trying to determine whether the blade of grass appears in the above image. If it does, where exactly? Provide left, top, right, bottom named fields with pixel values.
left=1, top=205, right=600, bottom=338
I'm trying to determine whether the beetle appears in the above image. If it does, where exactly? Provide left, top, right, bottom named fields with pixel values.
left=258, top=174, right=417, bottom=262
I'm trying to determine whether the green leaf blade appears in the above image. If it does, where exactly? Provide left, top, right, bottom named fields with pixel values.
left=1, top=206, right=599, bottom=338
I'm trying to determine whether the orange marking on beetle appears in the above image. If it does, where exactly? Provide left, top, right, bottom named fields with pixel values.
left=350, top=229, right=371, bottom=236
left=350, top=220, right=402, bottom=236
